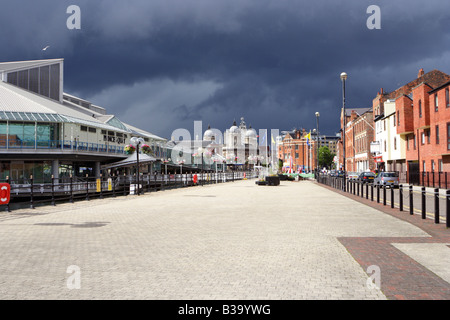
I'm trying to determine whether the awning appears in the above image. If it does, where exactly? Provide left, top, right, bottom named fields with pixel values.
left=102, top=152, right=157, bottom=169
left=373, top=155, right=384, bottom=163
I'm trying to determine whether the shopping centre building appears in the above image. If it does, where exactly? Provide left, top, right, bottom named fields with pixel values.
left=0, top=58, right=167, bottom=183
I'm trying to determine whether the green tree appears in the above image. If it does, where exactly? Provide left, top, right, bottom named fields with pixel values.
left=318, top=146, right=335, bottom=169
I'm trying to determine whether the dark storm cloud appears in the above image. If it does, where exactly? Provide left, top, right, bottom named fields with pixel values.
left=1, top=0, right=450, bottom=138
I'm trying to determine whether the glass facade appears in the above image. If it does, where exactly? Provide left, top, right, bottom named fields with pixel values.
left=0, top=160, right=52, bottom=183
left=0, top=121, right=59, bottom=147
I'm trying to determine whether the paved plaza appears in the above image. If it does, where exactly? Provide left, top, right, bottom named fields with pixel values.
left=0, top=179, right=449, bottom=300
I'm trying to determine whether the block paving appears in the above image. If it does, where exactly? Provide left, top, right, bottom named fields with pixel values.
left=0, top=179, right=448, bottom=300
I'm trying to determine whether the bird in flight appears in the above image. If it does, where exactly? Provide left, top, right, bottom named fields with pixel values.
left=42, top=46, right=50, bottom=51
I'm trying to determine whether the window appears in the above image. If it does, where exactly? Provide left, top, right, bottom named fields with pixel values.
left=431, top=160, right=435, bottom=172
left=80, top=126, right=88, bottom=132
left=447, top=123, right=450, bottom=150
left=407, top=135, right=410, bottom=151
left=421, top=132, right=425, bottom=145
left=414, top=134, right=417, bottom=150
left=435, top=94, right=439, bottom=112
left=436, top=125, right=440, bottom=144
left=446, top=88, right=449, bottom=108
left=393, top=114, right=396, bottom=127
left=394, top=137, right=397, bottom=150
left=427, top=129, right=430, bottom=144
left=384, top=140, right=386, bottom=152
left=439, top=159, right=443, bottom=172
left=423, top=161, right=426, bottom=172
left=88, top=127, right=96, bottom=133
left=397, top=111, right=400, bottom=126
left=419, top=100, right=422, bottom=118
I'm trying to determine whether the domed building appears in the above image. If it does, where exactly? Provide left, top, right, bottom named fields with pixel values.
left=223, top=117, right=259, bottom=167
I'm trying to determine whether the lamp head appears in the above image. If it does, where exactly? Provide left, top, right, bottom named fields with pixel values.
left=340, top=72, right=348, bottom=81
left=130, top=137, right=144, bottom=147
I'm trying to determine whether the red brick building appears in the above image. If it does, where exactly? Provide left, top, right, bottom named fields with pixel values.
left=279, top=129, right=317, bottom=172
left=372, top=69, right=450, bottom=183
left=339, top=108, right=375, bottom=172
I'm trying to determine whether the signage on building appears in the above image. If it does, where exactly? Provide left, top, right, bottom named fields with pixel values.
left=0, top=183, right=11, bottom=205
left=370, top=141, right=380, bottom=154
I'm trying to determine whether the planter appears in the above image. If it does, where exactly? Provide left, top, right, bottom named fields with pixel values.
left=256, top=180, right=268, bottom=185
left=265, top=176, right=280, bottom=186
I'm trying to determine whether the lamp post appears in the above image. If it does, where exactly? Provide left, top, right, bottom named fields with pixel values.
left=315, top=111, right=320, bottom=173
left=340, top=72, right=347, bottom=191
left=130, top=136, right=144, bottom=196
left=198, top=147, right=204, bottom=186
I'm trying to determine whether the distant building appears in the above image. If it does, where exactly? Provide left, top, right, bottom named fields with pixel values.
left=278, top=128, right=339, bottom=172
left=340, top=107, right=374, bottom=172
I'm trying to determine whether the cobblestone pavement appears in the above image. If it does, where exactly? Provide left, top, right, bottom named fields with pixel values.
left=0, top=179, right=448, bottom=300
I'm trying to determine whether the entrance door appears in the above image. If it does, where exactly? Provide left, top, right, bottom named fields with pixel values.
left=408, top=161, right=420, bottom=185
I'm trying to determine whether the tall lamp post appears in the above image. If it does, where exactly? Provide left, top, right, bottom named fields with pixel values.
left=198, top=147, right=204, bottom=186
left=340, top=72, right=347, bottom=191
left=315, top=112, right=320, bottom=173
left=130, top=136, right=144, bottom=196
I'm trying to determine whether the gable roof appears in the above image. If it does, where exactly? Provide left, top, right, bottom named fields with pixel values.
left=386, top=69, right=450, bottom=100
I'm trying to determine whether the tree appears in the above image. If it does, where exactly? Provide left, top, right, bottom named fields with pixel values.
left=318, top=146, right=335, bottom=169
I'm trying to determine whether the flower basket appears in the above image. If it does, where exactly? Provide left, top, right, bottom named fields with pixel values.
left=125, top=144, right=136, bottom=155
left=141, top=144, right=152, bottom=155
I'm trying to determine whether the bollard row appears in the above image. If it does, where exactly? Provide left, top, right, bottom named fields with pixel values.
left=317, top=174, right=449, bottom=228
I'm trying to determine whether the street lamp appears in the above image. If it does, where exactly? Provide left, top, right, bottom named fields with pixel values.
left=315, top=112, right=320, bottom=173
left=198, top=147, right=205, bottom=186
left=340, top=72, right=347, bottom=191
left=130, top=136, right=145, bottom=195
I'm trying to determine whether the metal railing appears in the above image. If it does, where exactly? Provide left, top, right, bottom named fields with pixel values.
left=317, top=174, right=450, bottom=228
left=0, top=171, right=257, bottom=212
left=0, top=139, right=125, bottom=154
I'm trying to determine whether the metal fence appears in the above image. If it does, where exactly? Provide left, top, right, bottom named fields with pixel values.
left=317, top=174, right=450, bottom=228
left=0, top=171, right=256, bottom=212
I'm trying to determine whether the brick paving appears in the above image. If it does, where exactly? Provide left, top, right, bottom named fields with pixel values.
left=320, top=182, right=450, bottom=299
left=0, top=179, right=448, bottom=299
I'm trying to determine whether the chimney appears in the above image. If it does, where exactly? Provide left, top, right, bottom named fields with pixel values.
left=418, top=68, right=424, bottom=78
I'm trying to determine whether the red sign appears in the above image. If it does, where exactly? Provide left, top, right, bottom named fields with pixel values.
left=0, top=183, right=11, bottom=205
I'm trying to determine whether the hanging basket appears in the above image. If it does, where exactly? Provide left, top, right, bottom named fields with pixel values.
left=124, top=145, right=136, bottom=155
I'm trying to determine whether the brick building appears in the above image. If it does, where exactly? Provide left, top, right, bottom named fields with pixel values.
left=372, top=68, right=450, bottom=183
left=339, top=108, right=375, bottom=172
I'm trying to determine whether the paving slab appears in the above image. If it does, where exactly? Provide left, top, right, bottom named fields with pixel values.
left=0, top=179, right=445, bottom=300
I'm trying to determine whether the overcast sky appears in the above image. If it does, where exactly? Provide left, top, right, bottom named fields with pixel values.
left=1, top=0, right=449, bottom=139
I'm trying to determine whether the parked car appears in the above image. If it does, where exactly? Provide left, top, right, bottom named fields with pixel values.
left=358, top=172, right=376, bottom=183
left=347, top=172, right=359, bottom=180
left=329, top=170, right=337, bottom=177
left=336, top=170, right=345, bottom=177
left=373, top=172, right=399, bottom=187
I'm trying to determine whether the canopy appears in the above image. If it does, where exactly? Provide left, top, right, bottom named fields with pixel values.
left=102, top=152, right=157, bottom=169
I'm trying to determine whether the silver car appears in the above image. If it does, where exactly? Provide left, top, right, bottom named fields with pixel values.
left=373, top=172, right=399, bottom=188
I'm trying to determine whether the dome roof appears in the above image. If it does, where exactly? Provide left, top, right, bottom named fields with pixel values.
left=204, top=125, right=214, bottom=140
left=246, top=126, right=257, bottom=138
left=230, top=119, right=239, bottom=133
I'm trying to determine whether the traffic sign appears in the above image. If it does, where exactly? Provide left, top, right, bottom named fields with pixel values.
left=0, top=183, right=11, bottom=205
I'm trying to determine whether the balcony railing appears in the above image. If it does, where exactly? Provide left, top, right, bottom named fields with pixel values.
left=0, top=139, right=125, bottom=155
